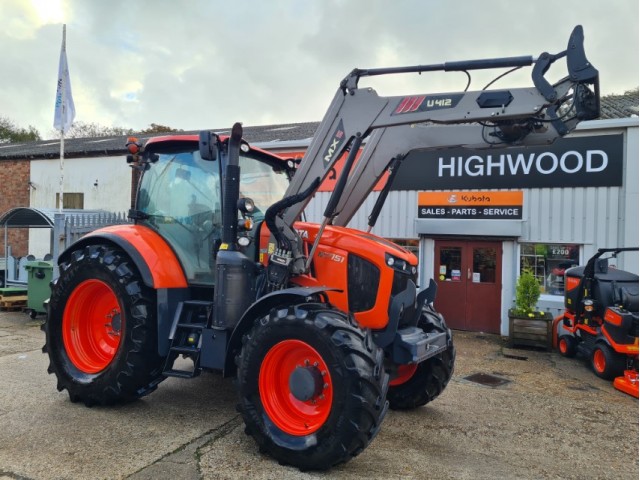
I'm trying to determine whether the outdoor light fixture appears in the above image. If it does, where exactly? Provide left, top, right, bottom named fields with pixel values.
left=28, top=181, right=36, bottom=191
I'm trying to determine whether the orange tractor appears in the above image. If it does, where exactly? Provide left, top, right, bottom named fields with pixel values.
left=556, top=248, right=639, bottom=397
left=44, top=26, right=599, bottom=469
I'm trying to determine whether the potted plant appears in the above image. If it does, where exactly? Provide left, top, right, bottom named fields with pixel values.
left=508, top=270, right=553, bottom=349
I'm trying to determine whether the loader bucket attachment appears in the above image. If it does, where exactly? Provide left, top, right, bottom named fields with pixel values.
left=566, top=25, right=600, bottom=120
left=613, top=370, right=639, bottom=398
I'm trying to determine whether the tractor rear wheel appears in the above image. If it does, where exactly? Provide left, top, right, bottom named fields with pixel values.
left=236, top=303, right=388, bottom=470
left=558, top=335, right=577, bottom=357
left=44, top=244, right=166, bottom=406
left=387, top=304, right=455, bottom=410
left=591, top=343, right=625, bottom=380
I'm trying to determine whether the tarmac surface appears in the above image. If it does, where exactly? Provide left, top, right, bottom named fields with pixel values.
left=0, top=309, right=637, bottom=480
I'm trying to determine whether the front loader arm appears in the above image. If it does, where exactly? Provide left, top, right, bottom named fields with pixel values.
left=282, top=25, right=598, bottom=228
left=270, top=25, right=598, bottom=275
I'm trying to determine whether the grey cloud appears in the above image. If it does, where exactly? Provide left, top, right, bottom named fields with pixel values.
left=0, top=0, right=637, bottom=140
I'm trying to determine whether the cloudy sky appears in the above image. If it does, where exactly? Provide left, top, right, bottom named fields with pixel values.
left=1, top=0, right=638, bottom=140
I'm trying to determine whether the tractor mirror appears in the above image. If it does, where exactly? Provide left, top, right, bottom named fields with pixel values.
left=199, top=130, right=218, bottom=161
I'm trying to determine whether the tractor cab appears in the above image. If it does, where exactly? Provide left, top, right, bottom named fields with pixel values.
left=129, top=135, right=293, bottom=285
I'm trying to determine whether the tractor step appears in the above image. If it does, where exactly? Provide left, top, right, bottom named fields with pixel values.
left=163, top=369, right=199, bottom=380
left=170, top=345, right=200, bottom=355
left=176, top=322, right=207, bottom=330
left=162, top=300, right=214, bottom=379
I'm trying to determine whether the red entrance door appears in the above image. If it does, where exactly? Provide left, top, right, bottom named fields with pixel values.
left=433, top=240, right=502, bottom=333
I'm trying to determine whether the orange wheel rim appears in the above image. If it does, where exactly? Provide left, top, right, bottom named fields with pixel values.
left=559, top=339, right=568, bottom=354
left=390, top=364, right=418, bottom=386
left=593, top=349, right=606, bottom=373
left=259, top=339, right=332, bottom=436
left=62, top=279, right=123, bottom=374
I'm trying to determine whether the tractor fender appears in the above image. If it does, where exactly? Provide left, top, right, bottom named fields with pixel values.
left=58, top=224, right=187, bottom=289
left=223, top=286, right=339, bottom=376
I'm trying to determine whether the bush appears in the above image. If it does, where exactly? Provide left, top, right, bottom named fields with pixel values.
left=512, top=270, right=541, bottom=317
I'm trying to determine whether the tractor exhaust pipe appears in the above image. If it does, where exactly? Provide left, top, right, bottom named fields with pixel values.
left=220, top=122, right=243, bottom=249
left=213, top=122, right=257, bottom=329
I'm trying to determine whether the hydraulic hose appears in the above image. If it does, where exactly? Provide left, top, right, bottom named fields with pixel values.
left=264, top=177, right=321, bottom=250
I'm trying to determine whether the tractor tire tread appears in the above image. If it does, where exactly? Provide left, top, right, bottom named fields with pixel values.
left=236, top=303, right=388, bottom=471
left=43, top=244, right=166, bottom=406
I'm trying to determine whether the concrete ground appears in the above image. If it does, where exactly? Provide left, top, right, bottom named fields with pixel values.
left=0, top=309, right=637, bottom=480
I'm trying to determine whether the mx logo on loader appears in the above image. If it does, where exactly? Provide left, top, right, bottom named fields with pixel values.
left=323, top=120, right=346, bottom=167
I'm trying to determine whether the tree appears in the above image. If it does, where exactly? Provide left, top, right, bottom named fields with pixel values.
left=48, top=122, right=182, bottom=139
left=0, top=117, right=41, bottom=143
left=51, top=121, right=135, bottom=139
left=138, top=123, right=182, bottom=134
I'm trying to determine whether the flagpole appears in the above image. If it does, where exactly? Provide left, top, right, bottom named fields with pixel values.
left=58, top=24, right=66, bottom=213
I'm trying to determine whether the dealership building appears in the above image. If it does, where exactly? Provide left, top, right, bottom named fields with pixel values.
left=0, top=92, right=637, bottom=335
left=273, top=116, right=637, bottom=334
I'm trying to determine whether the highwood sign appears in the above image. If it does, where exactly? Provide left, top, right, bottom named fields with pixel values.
left=395, top=134, right=623, bottom=190
left=418, top=191, right=523, bottom=219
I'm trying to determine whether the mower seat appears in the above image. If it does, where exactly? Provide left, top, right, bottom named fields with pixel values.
left=619, top=286, right=639, bottom=312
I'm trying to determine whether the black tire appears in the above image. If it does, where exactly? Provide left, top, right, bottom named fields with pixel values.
left=558, top=335, right=577, bottom=358
left=387, top=304, right=455, bottom=410
left=43, top=244, right=166, bottom=406
left=236, top=303, right=389, bottom=471
left=591, top=343, right=625, bottom=380
left=29, top=309, right=38, bottom=319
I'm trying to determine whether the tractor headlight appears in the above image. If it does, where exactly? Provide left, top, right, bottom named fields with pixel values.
left=385, top=253, right=415, bottom=275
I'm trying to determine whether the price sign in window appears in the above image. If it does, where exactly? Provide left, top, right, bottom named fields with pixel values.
left=520, top=243, right=579, bottom=295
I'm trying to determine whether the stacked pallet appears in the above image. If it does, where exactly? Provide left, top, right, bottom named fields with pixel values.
left=0, top=288, right=28, bottom=311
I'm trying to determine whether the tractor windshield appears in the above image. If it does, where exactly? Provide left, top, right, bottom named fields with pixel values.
left=136, top=144, right=289, bottom=285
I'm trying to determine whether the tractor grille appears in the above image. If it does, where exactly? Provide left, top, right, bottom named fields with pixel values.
left=392, top=269, right=417, bottom=296
left=347, top=254, right=380, bottom=313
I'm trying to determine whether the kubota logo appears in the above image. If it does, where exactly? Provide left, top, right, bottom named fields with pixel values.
left=323, top=120, right=346, bottom=167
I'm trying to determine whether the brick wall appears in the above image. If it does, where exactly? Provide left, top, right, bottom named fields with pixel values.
left=0, top=159, right=30, bottom=257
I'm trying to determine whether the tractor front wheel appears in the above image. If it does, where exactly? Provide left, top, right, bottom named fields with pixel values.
left=387, top=304, right=455, bottom=410
left=236, top=304, right=388, bottom=470
left=44, top=244, right=166, bottom=406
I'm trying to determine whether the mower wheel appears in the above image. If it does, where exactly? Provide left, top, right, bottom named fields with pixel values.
left=43, top=244, right=166, bottom=406
left=236, top=303, right=388, bottom=471
left=591, top=343, right=625, bottom=380
left=387, top=304, right=455, bottom=410
left=558, top=335, right=577, bottom=357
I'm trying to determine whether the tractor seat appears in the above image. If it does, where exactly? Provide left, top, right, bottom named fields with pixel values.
left=619, top=286, right=639, bottom=312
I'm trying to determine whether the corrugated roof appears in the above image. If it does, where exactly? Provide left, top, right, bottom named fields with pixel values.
left=0, top=122, right=319, bottom=160
left=0, top=89, right=636, bottom=160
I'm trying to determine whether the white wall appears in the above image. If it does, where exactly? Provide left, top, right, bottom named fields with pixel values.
left=28, top=155, right=131, bottom=256
left=521, top=119, right=639, bottom=274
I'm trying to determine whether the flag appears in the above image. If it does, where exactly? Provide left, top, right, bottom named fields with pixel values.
left=53, top=25, right=75, bottom=134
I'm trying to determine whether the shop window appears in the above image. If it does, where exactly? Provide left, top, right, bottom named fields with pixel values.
left=519, top=243, right=579, bottom=295
left=439, top=247, right=462, bottom=281
left=473, top=247, right=496, bottom=283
